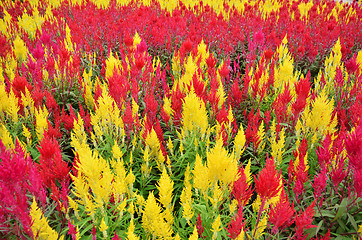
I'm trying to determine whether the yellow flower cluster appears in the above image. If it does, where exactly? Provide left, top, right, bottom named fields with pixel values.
left=274, top=36, right=300, bottom=95
left=182, top=91, right=208, bottom=137
left=30, top=198, right=64, bottom=240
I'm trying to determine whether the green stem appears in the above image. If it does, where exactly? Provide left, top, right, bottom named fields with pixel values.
left=252, top=198, right=266, bottom=239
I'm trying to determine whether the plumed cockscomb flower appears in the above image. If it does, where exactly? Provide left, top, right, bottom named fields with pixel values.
left=345, top=121, right=362, bottom=171
left=206, top=54, right=217, bottom=69
left=112, top=231, right=121, bottom=240
left=232, top=166, right=253, bottom=206
left=32, top=43, right=45, bottom=61
left=330, top=156, right=347, bottom=190
left=254, top=30, right=265, bottom=45
left=312, top=167, right=328, bottom=200
left=316, top=135, right=332, bottom=168
left=206, top=138, right=239, bottom=187
left=13, top=35, right=28, bottom=61
left=269, top=189, right=295, bottom=233
left=295, top=201, right=317, bottom=239
left=254, top=157, right=282, bottom=201
left=345, top=57, right=359, bottom=74
left=196, top=213, right=205, bottom=239
left=37, top=135, right=70, bottom=188
left=353, top=169, right=362, bottom=197
left=12, top=73, right=32, bottom=99
left=312, top=230, right=331, bottom=240
left=183, top=38, right=193, bottom=53
left=182, top=91, right=208, bottom=136
left=68, top=220, right=78, bottom=240
left=0, top=33, right=11, bottom=58
left=345, top=121, right=362, bottom=195
left=264, top=49, right=274, bottom=60
left=142, top=192, right=173, bottom=239
left=0, top=140, right=46, bottom=237
left=226, top=206, right=246, bottom=239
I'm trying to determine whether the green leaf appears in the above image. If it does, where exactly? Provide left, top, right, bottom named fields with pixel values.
left=336, top=218, right=347, bottom=233
left=315, top=220, right=324, bottom=236
left=347, top=213, right=358, bottom=231
left=79, top=216, right=94, bottom=236
left=314, top=210, right=336, bottom=218
left=180, top=217, right=187, bottom=229
left=304, top=220, right=321, bottom=239
left=332, top=198, right=348, bottom=222
left=334, top=236, right=348, bottom=240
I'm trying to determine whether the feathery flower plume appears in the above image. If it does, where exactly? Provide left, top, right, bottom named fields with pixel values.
left=142, top=192, right=173, bottom=239
left=68, top=220, right=79, bottom=240
left=127, top=218, right=140, bottom=240
left=269, top=189, right=295, bottom=233
left=196, top=213, right=205, bottom=239
left=232, top=166, right=253, bottom=207
left=30, top=197, right=63, bottom=240
left=295, top=201, right=317, bottom=239
left=312, top=167, right=328, bottom=203
left=192, top=154, right=210, bottom=195
left=37, top=135, right=70, bottom=188
left=211, top=215, right=222, bottom=240
left=207, top=138, right=239, bottom=187
left=157, top=167, right=174, bottom=223
left=254, top=157, right=282, bottom=201
left=182, top=90, right=208, bottom=137
left=189, top=226, right=199, bottom=240
left=345, top=120, right=362, bottom=170
left=181, top=164, right=194, bottom=224
left=226, top=206, right=246, bottom=239
left=0, top=140, right=46, bottom=237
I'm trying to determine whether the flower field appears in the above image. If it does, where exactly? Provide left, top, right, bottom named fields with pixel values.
left=1, top=0, right=362, bottom=239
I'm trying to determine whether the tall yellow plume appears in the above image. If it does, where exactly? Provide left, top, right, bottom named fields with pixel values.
left=30, top=198, right=64, bottom=240
left=182, top=91, right=208, bottom=137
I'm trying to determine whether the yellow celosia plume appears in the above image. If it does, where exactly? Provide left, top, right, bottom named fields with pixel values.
left=211, top=215, right=222, bottom=240
left=298, top=1, right=314, bottom=21
left=126, top=218, right=140, bottom=240
left=317, top=38, right=342, bottom=93
left=189, top=226, right=199, bottom=240
left=207, top=138, right=238, bottom=187
left=178, top=55, right=197, bottom=92
left=30, top=198, right=64, bottom=240
left=13, top=35, right=28, bottom=61
left=269, top=120, right=286, bottom=166
left=21, top=88, right=35, bottom=117
left=91, top=89, right=125, bottom=139
left=0, top=125, right=14, bottom=150
left=144, top=127, right=161, bottom=157
left=105, top=51, right=122, bottom=80
left=180, top=164, right=194, bottom=224
left=6, top=90, right=19, bottom=123
left=197, top=40, right=210, bottom=69
left=182, top=91, right=208, bottom=137
left=274, top=36, right=299, bottom=95
left=233, top=123, right=246, bottom=160
left=302, top=88, right=337, bottom=137
left=35, top=106, right=49, bottom=141
left=157, top=167, right=174, bottom=213
left=142, top=192, right=173, bottom=239
left=192, top=154, right=210, bottom=195
left=18, top=9, right=44, bottom=39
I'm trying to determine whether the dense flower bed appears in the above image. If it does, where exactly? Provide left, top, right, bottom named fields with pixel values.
left=0, top=0, right=362, bottom=239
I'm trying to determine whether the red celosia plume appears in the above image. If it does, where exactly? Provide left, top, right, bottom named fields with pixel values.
left=254, top=157, right=282, bottom=201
